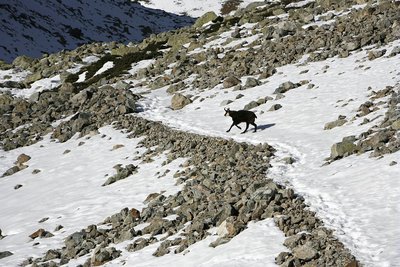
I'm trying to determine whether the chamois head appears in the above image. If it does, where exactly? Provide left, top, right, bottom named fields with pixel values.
left=224, top=107, right=231, bottom=117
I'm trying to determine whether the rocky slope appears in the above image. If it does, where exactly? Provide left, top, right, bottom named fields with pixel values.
left=23, top=116, right=356, bottom=266
left=0, top=0, right=399, bottom=266
left=0, top=0, right=194, bottom=63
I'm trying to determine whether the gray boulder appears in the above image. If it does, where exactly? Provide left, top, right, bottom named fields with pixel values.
left=91, top=247, right=121, bottom=266
left=167, top=81, right=186, bottom=94
left=209, top=237, right=231, bottom=248
left=284, top=233, right=305, bottom=249
left=324, top=118, right=347, bottom=130
left=0, top=81, right=25, bottom=89
left=220, top=99, right=233, bottom=106
left=115, top=80, right=130, bottom=90
left=71, top=89, right=92, bottom=107
left=12, top=55, right=36, bottom=69
left=244, top=77, right=261, bottom=89
left=44, top=249, right=61, bottom=261
left=293, top=244, right=318, bottom=261
left=0, top=251, right=13, bottom=259
left=223, top=76, right=241, bottom=89
left=269, top=104, right=282, bottom=111
left=344, top=40, right=360, bottom=51
left=330, top=141, right=357, bottom=159
left=193, top=11, right=218, bottom=28
left=71, top=112, right=92, bottom=133
left=1, top=166, right=21, bottom=177
left=103, top=164, right=138, bottom=186
left=244, top=101, right=259, bottom=110
left=274, top=81, right=299, bottom=94
left=389, top=46, right=400, bottom=57
left=171, top=93, right=192, bottom=110
left=368, top=49, right=386, bottom=60
left=391, top=120, right=400, bottom=130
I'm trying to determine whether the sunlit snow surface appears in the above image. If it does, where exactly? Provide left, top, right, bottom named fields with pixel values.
left=139, top=0, right=258, bottom=17
left=134, top=40, right=400, bottom=266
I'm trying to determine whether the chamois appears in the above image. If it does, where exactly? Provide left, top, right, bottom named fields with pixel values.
left=224, top=107, right=257, bottom=133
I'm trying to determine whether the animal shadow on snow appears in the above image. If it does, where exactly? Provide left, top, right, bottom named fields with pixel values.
left=257, top=123, right=276, bottom=131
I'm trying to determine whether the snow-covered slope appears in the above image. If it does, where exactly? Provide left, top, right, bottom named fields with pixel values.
left=137, top=0, right=259, bottom=17
left=0, top=0, right=194, bottom=63
left=135, top=40, right=400, bottom=266
left=0, top=0, right=399, bottom=266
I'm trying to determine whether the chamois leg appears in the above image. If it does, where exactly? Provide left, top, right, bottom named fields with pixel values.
left=241, top=122, right=249, bottom=134
left=235, top=124, right=242, bottom=129
left=226, top=122, right=235, bottom=132
left=251, top=122, right=257, bottom=132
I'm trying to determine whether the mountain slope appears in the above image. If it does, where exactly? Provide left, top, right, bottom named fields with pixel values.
left=0, top=0, right=194, bottom=63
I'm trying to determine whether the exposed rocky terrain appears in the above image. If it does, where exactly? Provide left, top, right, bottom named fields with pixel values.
left=21, top=115, right=355, bottom=267
left=0, top=0, right=399, bottom=266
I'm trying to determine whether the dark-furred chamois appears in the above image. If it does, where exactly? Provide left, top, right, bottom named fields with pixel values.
left=224, top=107, right=257, bottom=133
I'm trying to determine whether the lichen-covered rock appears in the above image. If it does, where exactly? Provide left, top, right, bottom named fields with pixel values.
left=44, top=249, right=61, bottom=261
left=171, top=93, right=192, bottom=110
left=274, top=81, right=299, bottom=94
left=324, top=118, right=347, bottom=130
left=244, top=101, right=259, bottom=110
left=71, top=89, right=92, bottom=107
left=391, top=120, right=400, bottom=130
left=284, top=233, right=306, bottom=249
left=102, top=164, right=138, bottom=186
left=223, top=76, right=241, bottom=89
left=193, top=11, right=218, bottom=28
left=244, top=77, right=261, bottom=89
left=167, top=81, right=186, bottom=94
left=91, top=246, right=121, bottom=266
left=71, top=112, right=92, bottom=133
left=111, top=45, right=139, bottom=56
left=293, top=244, right=318, bottom=261
left=330, top=141, right=357, bottom=159
left=12, top=55, right=36, bottom=69
left=24, top=72, right=43, bottom=85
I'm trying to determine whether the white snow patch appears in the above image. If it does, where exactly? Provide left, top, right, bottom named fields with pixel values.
left=94, top=61, right=114, bottom=76
left=76, top=71, right=87, bottom=83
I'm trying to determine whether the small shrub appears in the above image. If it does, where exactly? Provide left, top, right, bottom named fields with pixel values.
left=75, top=40, right=165, bottom=89
left=64, top=73, right=79, bottom=83
left=68, top=28, right=84, bottom=39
